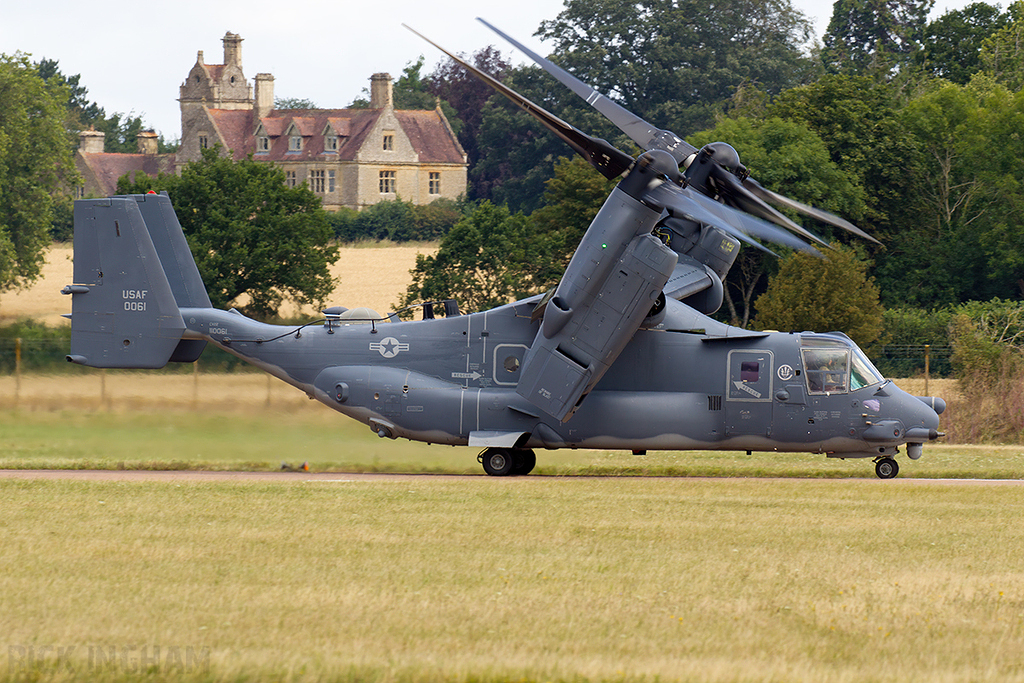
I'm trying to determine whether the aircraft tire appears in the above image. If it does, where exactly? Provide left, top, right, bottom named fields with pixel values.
left=874, top=457, right=899, bottom=479
left=512, top=449, right=536, bottom=476
left=481, top=448, right=516, bottom=476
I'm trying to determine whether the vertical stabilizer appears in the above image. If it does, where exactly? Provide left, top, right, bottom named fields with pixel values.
left=121, top=193, right=210, bottom=361
left=64, top=198, right=186, bottom=368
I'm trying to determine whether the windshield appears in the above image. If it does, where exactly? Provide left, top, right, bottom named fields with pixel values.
left=801, top=336, right=884, bottom=394
left=850, top=347, right=884, bottom=389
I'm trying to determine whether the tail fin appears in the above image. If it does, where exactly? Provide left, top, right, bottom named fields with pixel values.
left=64, top=194, right=208, bottom=368
left=127, top=193, right=211, bottom=362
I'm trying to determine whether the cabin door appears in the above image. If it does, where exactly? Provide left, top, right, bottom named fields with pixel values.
left=724, top=349, right=774, bottom=438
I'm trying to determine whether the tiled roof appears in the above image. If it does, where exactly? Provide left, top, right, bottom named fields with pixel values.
left=396, top=110, right=466, bottom=164
left=78, top=152, right=177, bottom=196
left=209, top=107, right=464, bottom=164
left=325, top=117, right=351, bottom=137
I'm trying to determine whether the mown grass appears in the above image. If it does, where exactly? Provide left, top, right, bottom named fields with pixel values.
left=1, top=407, right=1022, bottom=479
left=2, top=476, right=1024, bottom=682
left=0, top=412, right=1013, bottom=479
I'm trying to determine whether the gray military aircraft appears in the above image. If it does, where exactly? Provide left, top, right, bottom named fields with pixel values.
left=62, top=23, right=945, bottom=479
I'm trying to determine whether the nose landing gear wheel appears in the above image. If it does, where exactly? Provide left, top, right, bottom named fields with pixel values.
left=874, top=457, right=899, bottom=479
left=479, top=448, right=537, bottom=476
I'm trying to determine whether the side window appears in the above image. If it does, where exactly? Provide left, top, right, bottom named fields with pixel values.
left=802, top=349, right=850, bottom=394
left=740, top=361, right=759, bottom=382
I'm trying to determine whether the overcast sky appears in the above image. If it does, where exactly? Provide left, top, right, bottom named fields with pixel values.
left=0, top=0, right=988, bottom=142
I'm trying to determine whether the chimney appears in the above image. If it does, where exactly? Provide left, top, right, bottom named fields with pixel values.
left=79, top=128, right=105, bottom=154
left=254, top=73, right=275, bottom=119
left=197, top=50, right=205, bottom=65
left=370, top=73, right=393, bottom=110
left=137, top=130, right=158, bottom=155
left=223, top=32, right=242, bottom=68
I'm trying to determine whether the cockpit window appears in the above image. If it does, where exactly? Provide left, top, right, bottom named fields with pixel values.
left=800, top=336, right=884, bottom=394
left=850, top=347, right=884, bottom=389
left=802, top=348, right=849, bottom=394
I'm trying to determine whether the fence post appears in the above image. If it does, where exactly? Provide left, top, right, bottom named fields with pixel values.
left=15, top=337, right=22, bottom=408
left=924, top=344, right=930, bottom=396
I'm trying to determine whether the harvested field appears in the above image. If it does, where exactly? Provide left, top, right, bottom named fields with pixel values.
left=0, top=242, right=437, bottom=327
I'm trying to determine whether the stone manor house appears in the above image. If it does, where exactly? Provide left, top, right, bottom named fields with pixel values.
left=75, top=32, right=468, bottom=210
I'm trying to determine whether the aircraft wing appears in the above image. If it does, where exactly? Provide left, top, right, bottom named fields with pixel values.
left=665, top=254, right=716, bottom=301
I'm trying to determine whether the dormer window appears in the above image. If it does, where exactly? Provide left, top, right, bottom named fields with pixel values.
left=325, top=135, right=338, bottom=152
left=289, top=135, right=302, bottom=152
left=383, top=133, right=394, bottom=151
left=257, top=136, right=270, bottom=152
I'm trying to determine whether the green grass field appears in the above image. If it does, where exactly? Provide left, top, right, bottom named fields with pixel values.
left=4, top=380, right=1024, bottom=682
left=1, top=408, right=1022, bottom=479
left=2, top=475, right=1024, bottom=682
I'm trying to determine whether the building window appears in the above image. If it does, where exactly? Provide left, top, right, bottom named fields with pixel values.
left=325, top=135, right=338, bottom=152
left=198, top=135, right=209, bottom=150
left=310, top=169, right=326, bottom=193
left=383, top=134, right=394, bottom=151
left=289, top=135, right=302, bottom=152
left=328, top=170, right=336, bottom=194
left=257, top=136, right=270, bottom=152
left=286, top=170, right=297, bottom=188
left=75, top=185, right=86, bottom=199
left=379, top=170, right=396, bottom=194
left=429, top=172, right=441, bottom=195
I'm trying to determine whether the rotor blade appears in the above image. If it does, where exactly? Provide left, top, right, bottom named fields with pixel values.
left=710, top=167, right=831, bottom=249
left=404, top=24, right=633, bottom=180
left=477, top=18, right=697, bottom=165
left=744, top=177, right=881, bottom=245
left=649, top=182, right=822, bottom=257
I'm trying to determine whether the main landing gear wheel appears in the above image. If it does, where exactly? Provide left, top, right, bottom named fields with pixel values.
left=513, top=450, right=536, bottom=475
left=874, top=457, right=899, bottom=479
left=479, top=448, right=536, bottom=476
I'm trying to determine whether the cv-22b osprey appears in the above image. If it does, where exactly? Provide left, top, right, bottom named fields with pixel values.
left=62, top=22, right=944, bottom=479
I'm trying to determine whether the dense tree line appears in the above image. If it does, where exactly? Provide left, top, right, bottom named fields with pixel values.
left=5, top=0, right=1024, bottom=332
left=404, top=0, right=1024, bottom=341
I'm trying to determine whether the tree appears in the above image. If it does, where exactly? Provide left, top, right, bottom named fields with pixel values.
left=470, top=65, right=567, bottom=213
left=37, top=59, right=176, bottom=153
left=329, top=198, right=463, bottom=242
left=530, top=155, right=618, bottom=286
left=880, top=77, right=1024, bottom=307
left=754, top=243, right=884, bottom=348
left=428, top=46, right=512, bottom=179
left=0, top=53, right=78, bottom=292
left=687, top=116, right=867, bottom=327
left=36, top=57, right=102, bottom=125
left=537, top=0, right=814, bottom=136
left=918, top=2, right=1008, bottom=84
left=400, top=202, right=542, bottom=312
left=767, top=73, right=926, bottom=242
left=821, top=0, right=934, bottom=74
left=979, top=0, right=1024, bottom=90
left=117, top=147, right=338, bottom=319
left=275, top=97, right=319, bottom=109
